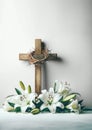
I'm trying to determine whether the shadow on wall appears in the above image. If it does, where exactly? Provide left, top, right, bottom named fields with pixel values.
left=41, top=41, right=63, bottom=90
left=42, top=43, right=65, bottom=90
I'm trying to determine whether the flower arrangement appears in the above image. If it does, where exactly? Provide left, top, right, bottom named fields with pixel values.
left=3, top=80, right=84, bottom=114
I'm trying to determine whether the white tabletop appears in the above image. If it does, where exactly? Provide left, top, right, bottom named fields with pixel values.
left=0, top=109, right=92, bottom=130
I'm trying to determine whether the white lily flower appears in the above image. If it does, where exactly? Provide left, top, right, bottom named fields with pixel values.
left=39, top=87, right=64, bottom=113
left=66, top=99, right=81, bottom=113
left=11, top=95, right=29, bottom=107
left=3, top=92, right=37, bottom=113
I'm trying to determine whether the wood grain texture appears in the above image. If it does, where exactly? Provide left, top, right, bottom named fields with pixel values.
left=35, top=39, right=42, bottom=94
left=35, top=39, right=42, bottom=54
left=19, top=54, right=29, bottom=60
left=35, top=64, right=41, bottom=94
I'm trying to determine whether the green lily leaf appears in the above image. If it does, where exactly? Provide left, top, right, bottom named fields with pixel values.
left=26, top=107, right=32, bottom=113
left=63, top=108, right=71, bottom=113
left=61, top=100, right=71, bottom=106
left=8, top=102, right=15, bottom=107
left=78, top=99, right=83, bottom=104
left=15, top=88, right=22, bottom=95
left=41, top=108, right=50, bottom=113
left=81, top=106, right=85, bottom=110
left=19, top=81, right=25, bottom=90
left=15, top=107, right=21, bottom=113
left=56, top=107, right=63, bottom=113
left=32, top=99, right=43, bottom=108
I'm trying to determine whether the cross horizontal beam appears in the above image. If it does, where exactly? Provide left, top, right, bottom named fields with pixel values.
left=19, top=53, right=57, bottom=61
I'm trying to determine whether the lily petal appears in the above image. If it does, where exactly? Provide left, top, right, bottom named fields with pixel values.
left=56, top=102, right=64, bottom=109
left=40, top=104, right=48, bottom=111
left=48, top=104, right=56, bottom=113
left=53, top=94, right=61, bottom=104
left=49, top=88, right=54, bottom=96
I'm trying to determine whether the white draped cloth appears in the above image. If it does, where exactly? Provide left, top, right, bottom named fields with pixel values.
left=0, top=109, right=92, bottom=130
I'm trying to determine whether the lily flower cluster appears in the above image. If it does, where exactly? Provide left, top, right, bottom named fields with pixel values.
left=3, top=81, right=84, bottom=114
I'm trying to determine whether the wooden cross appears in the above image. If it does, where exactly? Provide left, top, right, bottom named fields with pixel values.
left=19, top=39, right=57, bottom=94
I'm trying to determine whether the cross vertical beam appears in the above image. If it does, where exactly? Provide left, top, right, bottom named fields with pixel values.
left=35, top=64, right=41, bottom=94
left=35, top=39, right=42, bottom=94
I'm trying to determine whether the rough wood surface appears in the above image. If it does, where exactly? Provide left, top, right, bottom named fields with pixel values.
left=35, top=64, right=41, bottom=94
left=19, top=54, right=29, bottom=60
left=35, top=39, right=42, bottom=94
left=35, top=39, right=42, bottom=54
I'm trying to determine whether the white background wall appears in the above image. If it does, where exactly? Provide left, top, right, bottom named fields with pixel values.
left=0, top=0, right=92, bottom=108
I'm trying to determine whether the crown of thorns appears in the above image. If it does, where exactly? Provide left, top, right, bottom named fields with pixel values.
left=29, top=50, right=49, bottom=64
